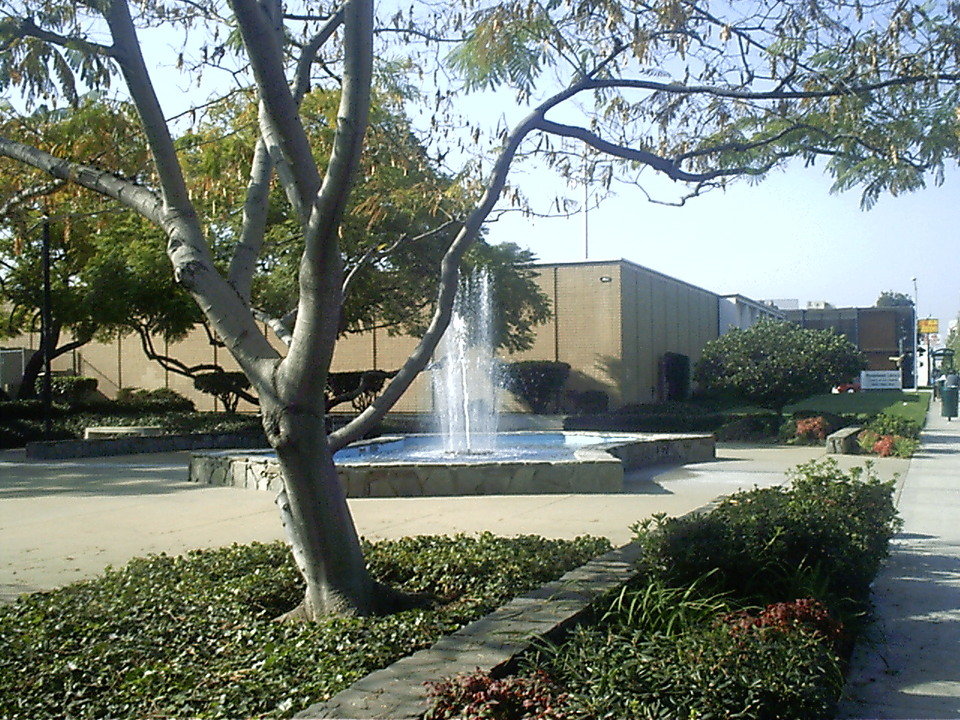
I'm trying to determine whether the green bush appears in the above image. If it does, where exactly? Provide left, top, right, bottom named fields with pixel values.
left=544, top=607, right=843, bottom=720
left=500, top=361, right=570, bottom=413
left=0, top=533, right=609, bottom=720
left=778, top=411, right=851, bottom=444
left=114, top=387, right=196, bottom=412
left=866, top=411, right=922, bottom=440
left=633, top=459, right=901, bottom=609
left=0, top=399, right=68, bottom=421
left=193, top=371, right=251, bottom=413
left=34, top=375, right=98, bottom=403
left=892, top=435, right=920, bottom=458
left=694, top=318, right=866, bottom=411
left=566, top=408, right=780, bottom=438
left=713, top=412, right=782, bottom=442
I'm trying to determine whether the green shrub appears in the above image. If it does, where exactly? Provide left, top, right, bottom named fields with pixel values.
left=34, top=375, right=98, bottom=403
left=193, top=371, right=252, bottom=413
left=694, top=318, right=866, bottom=411
left=892, top=435, right=920, bottom=458
left=713, top=412, right=782, bottom=441
left=500, top=361, right=571, bottom=413
left=0, top=399, right=68, bottom=421
left=778, top=412, right=850, bottom=444
left=857, top=428, right=920, bottom=458
left=857, top=428, right=879, bottom=453
left=563, top=389, right=609, bottom=414
left=633, top=459, right=901, bottom=609
left=114, top=387, right=196, bottom=412
left=0, top=533, right=609, bottom=720
left=543, top=600, right=843, bottom=720
left=866, top=411, right=922, bottom=440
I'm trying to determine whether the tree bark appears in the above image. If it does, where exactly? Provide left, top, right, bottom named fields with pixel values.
left=262, top=400, right=402, bottom=617
left=15, top=324, right=87, bottom=400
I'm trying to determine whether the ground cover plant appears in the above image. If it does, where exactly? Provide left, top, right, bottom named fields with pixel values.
left=0, top=533, right=609, bottom=719
left=429, top=460, right=900, bottom=720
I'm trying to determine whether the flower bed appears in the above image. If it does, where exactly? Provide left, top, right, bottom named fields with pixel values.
left=428, top=459, right=901, bottom=720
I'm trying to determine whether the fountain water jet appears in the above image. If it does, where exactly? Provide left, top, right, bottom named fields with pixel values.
left=433, top=270, right=499, bottom=455
left=190, top=272, right=717, bottom=496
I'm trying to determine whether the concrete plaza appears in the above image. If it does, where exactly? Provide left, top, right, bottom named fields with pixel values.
left=0, top=440, right=906, bottom=604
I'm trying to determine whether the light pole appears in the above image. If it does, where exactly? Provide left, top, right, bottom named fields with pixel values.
left=912, top=277, right=919, bottom=390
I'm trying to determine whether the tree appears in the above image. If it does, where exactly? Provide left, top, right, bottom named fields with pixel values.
left=0, top=0, right=956, bottom=620
left=876, top=291, right=915, bottom=308
left=694, top=319, right=866, bottom=412
left=0, top=102, right=202, bottom=398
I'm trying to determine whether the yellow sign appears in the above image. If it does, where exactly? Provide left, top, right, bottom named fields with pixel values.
left=918, top=318, right=939, bottom=334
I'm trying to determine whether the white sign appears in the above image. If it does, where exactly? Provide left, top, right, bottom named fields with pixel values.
left=860, top=370, right=902, bottom=390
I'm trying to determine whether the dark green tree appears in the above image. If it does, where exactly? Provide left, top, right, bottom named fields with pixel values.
left=694, top=319, right=866, bottom=412
left=875, top=291, right=915, bottom=308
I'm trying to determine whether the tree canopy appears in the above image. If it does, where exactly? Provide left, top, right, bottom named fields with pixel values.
left=694, top=318, right=866, bottom=411
left=875, top=290, right=915, bottom=308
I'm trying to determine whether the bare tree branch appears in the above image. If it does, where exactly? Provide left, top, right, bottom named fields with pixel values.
left=0, top=136, right=164, bottom=221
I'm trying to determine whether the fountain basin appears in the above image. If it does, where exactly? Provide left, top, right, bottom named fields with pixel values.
left=189, top=431, right=715, bottom=497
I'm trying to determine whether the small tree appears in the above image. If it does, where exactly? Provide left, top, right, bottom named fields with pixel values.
left=694, top=319, right=866, bottom=412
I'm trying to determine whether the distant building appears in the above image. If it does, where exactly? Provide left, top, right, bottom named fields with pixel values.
left=719, top=295, right=786, bottom=334
left=763, top=298, right=800, bottom=311
left=784, top=305, right=915, bottom=386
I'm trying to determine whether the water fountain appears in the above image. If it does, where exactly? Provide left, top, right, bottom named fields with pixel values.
left=433, top=270, right=499, bottom=455
left=189, top=272, right=716, bottom=496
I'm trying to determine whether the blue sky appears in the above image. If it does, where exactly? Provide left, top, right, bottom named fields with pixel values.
left=486, top=158, right=960, bottom=340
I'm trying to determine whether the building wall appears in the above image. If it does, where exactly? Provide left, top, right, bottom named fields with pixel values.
left=3, top=327, right=283, bottom=412
left=719, top=295, right=786, bottom=334
left=785, top=306, right=915, bottom=382
left=620, top=261, right=719, bottom=404
left=2, top=259, right=726, bottom=412
left=512, top=262, right=625, bottom=402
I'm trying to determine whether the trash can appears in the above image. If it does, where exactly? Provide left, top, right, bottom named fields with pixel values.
left=942, top=374, right=959, bottom=420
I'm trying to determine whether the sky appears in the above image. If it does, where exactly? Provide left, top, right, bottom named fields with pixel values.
left=485, top=158, right=960, bottom=341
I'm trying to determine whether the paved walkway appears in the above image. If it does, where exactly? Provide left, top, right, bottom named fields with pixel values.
left=839, top=405, right=960, bottom=719
left=0, top=440, right=904, bottom=604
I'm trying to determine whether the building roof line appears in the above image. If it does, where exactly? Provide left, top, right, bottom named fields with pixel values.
left=531, top=257, right=720, bottom=299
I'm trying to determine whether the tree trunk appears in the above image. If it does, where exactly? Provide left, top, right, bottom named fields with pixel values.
left=16, top=323, right=75, bottom=400
left=264, top=403, right=401, bottom=619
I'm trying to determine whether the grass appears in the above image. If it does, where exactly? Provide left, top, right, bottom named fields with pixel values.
left=785, top=390, right=930, bottom=425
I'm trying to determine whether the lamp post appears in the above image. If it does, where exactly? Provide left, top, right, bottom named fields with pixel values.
left=41, top=217, right=52, bottom=438
left=912, top=277, right=919, bottom=391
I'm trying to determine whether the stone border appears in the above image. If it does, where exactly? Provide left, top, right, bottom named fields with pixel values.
left=25, top=430, right=268, bottom=460
left=190, top=433, right=716, bottom=498
left=295, top=542, right=643, bottom=719
left=295, top=498, right=727, bottom=720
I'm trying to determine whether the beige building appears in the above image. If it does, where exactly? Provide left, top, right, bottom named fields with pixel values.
left=3, top=259, right=741, bottom=412
left=334, top=259, right=722, bottom=410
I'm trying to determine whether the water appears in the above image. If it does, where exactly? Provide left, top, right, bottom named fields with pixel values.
left=433, top=270, right=499, bottom=454
left=333, top=432, right=646, bottom=465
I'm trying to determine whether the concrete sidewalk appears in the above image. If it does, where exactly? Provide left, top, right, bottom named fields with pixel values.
left=0, top=441, right=905, bottom=605
left=839, top=405, right=960, bottom=719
